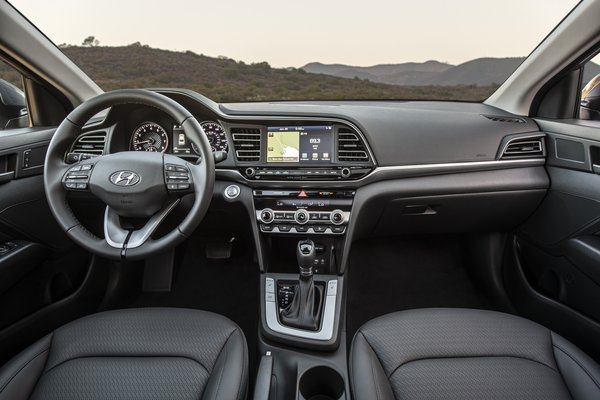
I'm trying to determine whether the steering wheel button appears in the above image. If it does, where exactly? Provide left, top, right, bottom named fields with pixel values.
left=80, top=164, right=93, bottom=171
left=76, top=183, right=87, bottom=189
left=177, top=183, right=190, bottom=190
left=69, top=165, right=82, bottom=172
left=167, top=183, right=178, bottom=190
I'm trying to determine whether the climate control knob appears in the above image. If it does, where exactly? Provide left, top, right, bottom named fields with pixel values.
left=330, top=209, right=345, bottom=225
left=260, top=208, right=274, bottom=224
left=295, top=209, right=310, bottom=225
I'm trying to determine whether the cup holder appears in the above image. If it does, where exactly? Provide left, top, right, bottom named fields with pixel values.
left=298, top=366, right=345, bottom=400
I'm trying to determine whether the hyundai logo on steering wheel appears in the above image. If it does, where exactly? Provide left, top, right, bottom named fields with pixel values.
left=109, top=171, right=141, bottom=187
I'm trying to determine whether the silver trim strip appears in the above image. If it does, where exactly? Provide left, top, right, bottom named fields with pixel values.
left=216, top=158, right=545, bottom=188
left=104, top=200, right=180, bottom=249
left=265, top=277, right=337, bottom=340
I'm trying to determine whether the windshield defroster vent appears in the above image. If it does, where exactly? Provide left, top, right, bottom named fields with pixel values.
left=501, top=136, right=544, bottom=159
left=337, top=127, right=369, bottom=163
left=483, top=114, right=527, bottom=124
left=71, top=131, right=107, bottom=155
left=231, top=127, right=261, bottom=162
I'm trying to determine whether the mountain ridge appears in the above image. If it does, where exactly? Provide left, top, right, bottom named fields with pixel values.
left=302, top=57, right=600, bottom=87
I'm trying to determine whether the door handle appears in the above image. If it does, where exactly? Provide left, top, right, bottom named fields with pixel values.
left=0, top=171, right=15, bottom=184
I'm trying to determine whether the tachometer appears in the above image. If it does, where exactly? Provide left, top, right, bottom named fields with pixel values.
left=200, top=121, right=228, bottom=153
left=131, top=122, right=169, bottom=152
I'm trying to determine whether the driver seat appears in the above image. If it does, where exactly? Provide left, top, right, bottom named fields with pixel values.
left=0, top=308, right=248, bottom=400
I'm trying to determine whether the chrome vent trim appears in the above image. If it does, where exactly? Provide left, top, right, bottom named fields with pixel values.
left=231, top=127, right=261, bottom=162
left=501, top=136, right=544, bottom=159
left=337, top=127, right=369, bottom=162
left=71, top=131, right=107, bottom=155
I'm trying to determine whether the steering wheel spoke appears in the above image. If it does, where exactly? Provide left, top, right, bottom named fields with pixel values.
left=164, top=158, right=194, bottom=195
left=62, top=160, right=96, bottom=192
left=104, top=199, right=180, bottom=249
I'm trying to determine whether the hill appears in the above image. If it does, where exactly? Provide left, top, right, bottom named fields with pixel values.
left=302, top=58, right=600, bottom=87
left=0, top=45, right=518, bottom=102
left=52, top=45, right=496, bottom=101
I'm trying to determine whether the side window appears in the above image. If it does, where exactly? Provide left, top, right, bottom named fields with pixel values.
left=0, top=60, right=29, bottom=130
left=580, top=54, right=600, bottom=121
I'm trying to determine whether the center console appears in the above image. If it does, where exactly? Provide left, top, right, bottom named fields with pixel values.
left=227, top=121, right=373, bottom=400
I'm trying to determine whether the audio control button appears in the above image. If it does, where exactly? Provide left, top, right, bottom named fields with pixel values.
left=295, top=209, right=310, bottom=225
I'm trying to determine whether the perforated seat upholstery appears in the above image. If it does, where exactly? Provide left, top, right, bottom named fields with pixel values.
left=350, top=308, right=600, bottom=400
left=0, top=308, right=248, bottom=400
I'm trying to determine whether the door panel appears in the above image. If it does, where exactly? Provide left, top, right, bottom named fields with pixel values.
left=514, top=119, right=600, bottom=361
left=0, top=127, right=105, bottom=365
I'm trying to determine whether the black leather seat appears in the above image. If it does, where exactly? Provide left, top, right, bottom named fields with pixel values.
left=350, top=308, right=600, bottom=400
left=0, top=308, right=248, bottom=400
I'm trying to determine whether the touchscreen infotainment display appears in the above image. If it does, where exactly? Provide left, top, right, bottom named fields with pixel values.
left=267, top=126, right=333, bottom=163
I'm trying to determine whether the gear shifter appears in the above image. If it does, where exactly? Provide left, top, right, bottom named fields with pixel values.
left=280, top=239, right=323, bottom=331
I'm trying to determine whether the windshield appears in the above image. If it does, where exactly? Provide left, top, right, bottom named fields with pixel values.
left=10, top=0, right=581, bottom=102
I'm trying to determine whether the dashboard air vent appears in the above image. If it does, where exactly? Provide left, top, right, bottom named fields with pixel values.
left=501, top=137, right=544, bottom=159
left=71, top=131, right=107, bottom=155
left=483, top=114, right=527, bottom=124
left=337, top=127, right=369, bottom=162
left=231, top=127, right=261, bottom=162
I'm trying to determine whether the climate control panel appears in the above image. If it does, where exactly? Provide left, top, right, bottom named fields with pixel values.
left=253, top=189, right=353, bottom=235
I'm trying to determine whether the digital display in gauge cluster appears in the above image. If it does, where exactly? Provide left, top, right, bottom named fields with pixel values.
left=171, top=121, right=228, bottom=155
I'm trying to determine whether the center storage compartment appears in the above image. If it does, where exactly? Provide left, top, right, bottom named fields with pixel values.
left=298, top=366, right=345, bottom=400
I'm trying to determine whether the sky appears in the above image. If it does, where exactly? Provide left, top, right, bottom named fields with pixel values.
left=9, top=0, right=581, bottom=68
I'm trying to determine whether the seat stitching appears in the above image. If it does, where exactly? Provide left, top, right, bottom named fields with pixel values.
left=201, top=328, right=237, bottom=400
left=211, top=336, right=229, bottom=400
left=0, top=348, right=49, bottom=393
left=387, top=354, right=560, bottom=379
left=44, top=355, right=210, bottom=376
left=234, top=330, right=247, bottom=400
left=553, top=343, right=600, bottom=390
left=359, top=331, right=385, bottom=399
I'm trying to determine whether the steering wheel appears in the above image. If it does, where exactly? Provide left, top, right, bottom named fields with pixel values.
left=44, top=89, right=215, bottom=260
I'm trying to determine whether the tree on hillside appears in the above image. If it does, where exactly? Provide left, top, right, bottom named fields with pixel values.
left=82, top=36, right=99, bottom=47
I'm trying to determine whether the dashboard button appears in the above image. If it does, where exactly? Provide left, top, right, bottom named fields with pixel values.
left=295, top=225, right=309, bottom=233
left=278, top=225, right=292, bottom=232
left=224, top=185, right=240, bottom=199
left=313, top=225, right=327, bottom=233
left=260, top=224, right=274, bottom=232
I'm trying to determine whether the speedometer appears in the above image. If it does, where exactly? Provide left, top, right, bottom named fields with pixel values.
left=131, top=122, right=169, bottom=152
left=200, top=122, right=228, bottom=153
